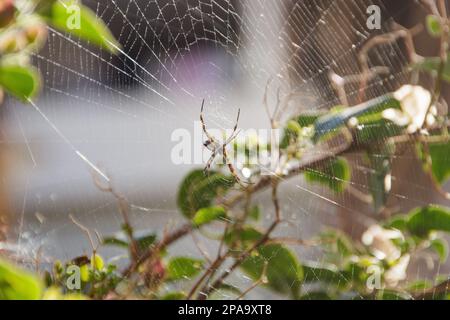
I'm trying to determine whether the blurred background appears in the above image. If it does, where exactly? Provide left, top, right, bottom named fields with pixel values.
left=1, top=0, right=449, bottom=297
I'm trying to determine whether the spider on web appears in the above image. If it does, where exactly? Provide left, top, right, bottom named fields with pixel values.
left=200, top=99, right=250, bottom=188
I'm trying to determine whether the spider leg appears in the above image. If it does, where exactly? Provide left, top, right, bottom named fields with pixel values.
left=203, top=152, right=216, bottom=176
left=224, top=129, right=241, bottom=146
left=200, top=99, right=216, bottom=143
left=222, top=143, right=250, bottom=188
left=230, top=108, right=241, bottom=137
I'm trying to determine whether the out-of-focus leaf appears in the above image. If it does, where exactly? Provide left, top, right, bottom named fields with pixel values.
left=136, top=234, right=157, bottom=253
left=304, top=157, right=351, bottom=193
left=224, top=226, right=263, bottom=248
left=431, top=238, right=449, bottom=263
left=428, top=141, right=450, bottom=184
left=319, top=229, right=355, bottom=258
left=407, top=206, right=450, bottom=237
left=0, top=65, right=40, bottom=101
left=161, top=292, right=186, bottom=300
left=426, top=15, right=442, bottom=37
left=42, top=287, right=87, bottom=300
left=408, top=280, right=433, bottom=291
left=300, top=292, right=332, bottom=300
left=103, top=237, right=129, bottom=248
left=280, top=112, right=323, bottom=148
left=166, top=257, right=204, bottom=281
left=377, top=290, right=412, bottom=300
left=313, top=95, right=400, bottom=142
left=367, top=142, right=395, bottom=212
left=248, top=206, right=261, bottom=221
left=47, top=1, right=120, bottom=54
left=0, top=259, right=42, bottom=300
left=193, top=206, right=227, bottom=227
left=302, top=262, right=350, bottom=288
left=241, top=244, right=303, bottom=298
left=91, top=254, right=104, bottom=271
left=80, top=264, right=90, bottom=282
left=177, top=170, right=234, bottom=219
left=354, top=118, right=404, bottom=145
left=385, top=215, right=409, bottom=231
left=415, top=55, right=450, bottom=83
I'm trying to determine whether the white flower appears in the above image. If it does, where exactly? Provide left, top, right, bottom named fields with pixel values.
left=362, top=225, right=403, bottom=261
left=382, top=85, right=436, bottom=133
left=384, top=254, right=410, bottom=286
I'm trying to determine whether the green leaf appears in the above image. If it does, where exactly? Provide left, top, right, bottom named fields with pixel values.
left=415, top=55, right=450, bottom=83
left=47, top=1, right=120, bottom=54
left=135, top=233, right=157, bottom=253
left=304, top=157, right=351, bottom=193
left=161, top=292, right=186, bottom=300
left=431, top=238, right=449, bottom=263
left=248, top=206, right=261, bottom=221
left=302, top=262, right=350, bottom=288
left=385, top=215, right=409, bottom=231
left=377, top=289, right=412, bottom=300
left=408, top=279, right=433, bottom=291
left=0, top=65, right=40, bottom=101
left=300, top=292, right=332, bottom=300
left=354, top=118, right=404, bottom=145
left=224, top=226, right=263, bottom=248
left=428, top=141, right=450, bottom=184
left=177, top=170, right=234, bottom=219
left=0, top=259, right=42, bottom=300
left=166, top=257, right=204, bottom=281
left=103, top=237, right=129, bottom=248
left=426, top=15, right=442, bottom=37
left=193, top=206, right=227, bottom=227
left=91, top=254, right=104, bottom=271
left=280, top=112, right=323, bottom=148
left=241, top=244, right=303, bottom=298
left=367, top=142, right=395, bottom=212
left=224, top=226, right=263, bottom=253
left=407, top=206, right=450, bottom=237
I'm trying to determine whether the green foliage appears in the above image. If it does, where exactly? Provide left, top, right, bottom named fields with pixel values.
left=241, top=244, right=303, bottom=298
left=45, top=1, right=120, bottom=54
left=0, top=0, right=119, bottom=101
left=102, top=236, right=129, bottom=248
left=302, top=262, right=350, bottom=288
left=431, top=238, right=449, bottom=263
left=225, top=226, right=264, bottom=249
left=416, top=54, right=450, bottom=83
left=193, top=206, right=227, bottom=227
left=428, top=141, right=450, bottom=184
left=0, top=259, right=42, bottom=300
left=161, top=291, right=186, bottom=300
left=166, top=257, right=204, bottom=281
left=0, top=65, right=40, bottom=101
left=304, top=157, right=351, bottom=193
left=367, top=142, right=395, bottom=212
left=177, top=170, right=234, bottom=219
left=405, top=206, right=450, bottom=237
left=426, top=15, right=443, bottom=37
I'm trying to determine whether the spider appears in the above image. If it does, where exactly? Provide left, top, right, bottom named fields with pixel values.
left=200, top=99, right=249, bottom=187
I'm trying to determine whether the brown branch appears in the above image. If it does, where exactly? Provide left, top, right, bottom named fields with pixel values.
left=413, top=278, right=450, bottom=300
left=92, top=172, right=140, bottom=263
left=197, top=180, right=282, bottom=300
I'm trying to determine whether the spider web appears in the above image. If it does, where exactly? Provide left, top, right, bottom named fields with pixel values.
left=2, top=0, right=448, bottom=299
